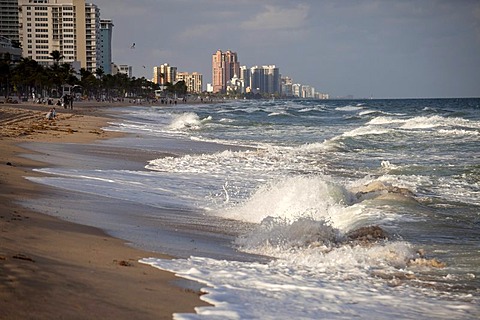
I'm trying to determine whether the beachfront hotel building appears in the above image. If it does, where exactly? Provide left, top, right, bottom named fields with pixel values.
left=212, top=49, right=240, bottom=93
left=292, top=83, right=302, bottom=97
left=281, top=76, right=293, bottom=97
left=239, top=66, right=250, bottom=91
left=249, top=65, right=281, bottom=95
left=153, top=63, right=177, bottom=85
left=99, top=18, right=113, bottom=74
left=17, top=0, right=101, bottom=73
left=0, top=0, right=20, bottom=43
left=176, top=72, right=203, bottom=93
left=301, top=85, right=315, bottom=98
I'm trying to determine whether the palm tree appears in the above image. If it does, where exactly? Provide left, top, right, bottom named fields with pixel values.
left=11, top=57, right=45, bottom=100
left=102, top=74, right=116, bottom=100
left=79, top=68, right=99, bottom=99
left=48, top=62, right=75, bottom=98
left=95, top=67, right=105, bottom=79
left=50, top=50, right=64, bottom=65
left=112, top=72, right=129, bottom=98
left=0, top=52, right=12, bottom=98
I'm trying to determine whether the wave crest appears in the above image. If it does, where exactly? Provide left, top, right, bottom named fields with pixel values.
left=168, top=112, right=211, bottom=130
left=217, top=176, right=357, bottom=224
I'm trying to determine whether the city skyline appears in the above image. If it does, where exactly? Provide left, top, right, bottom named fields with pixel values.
left=93, top=0, right=480, bottom=99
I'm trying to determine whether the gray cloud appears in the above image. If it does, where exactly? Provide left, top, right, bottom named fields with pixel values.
left=240, top=4, right=309, bottom=30
left=94, top=0, right=480, bottom=98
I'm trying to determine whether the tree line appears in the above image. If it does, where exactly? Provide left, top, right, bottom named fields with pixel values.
left=0, top=50, right=188, bottom=101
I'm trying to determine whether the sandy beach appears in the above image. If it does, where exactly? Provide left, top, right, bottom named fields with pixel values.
left=0, top=102, right=209, bottom=319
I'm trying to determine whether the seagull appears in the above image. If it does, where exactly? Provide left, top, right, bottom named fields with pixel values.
left=130, top=43, right=135, bottom=49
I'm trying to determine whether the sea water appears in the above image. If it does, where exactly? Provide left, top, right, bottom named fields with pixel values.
left=26, top=98, right=479, bottom=319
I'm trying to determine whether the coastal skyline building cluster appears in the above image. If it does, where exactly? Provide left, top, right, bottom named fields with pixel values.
left=0, top=0, right=130, bottom=77
left=283, top=77, right=329, bottom=100
left=1, top=2, right=327, bottom=98
left=152, top=63, right=203, bottom=94
left=211, top=49, right=328, bottom=99
left=211, top=50, right=281, bottom=95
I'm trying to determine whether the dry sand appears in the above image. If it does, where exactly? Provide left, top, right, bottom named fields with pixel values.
left=0, top=102, right=209, bottom=319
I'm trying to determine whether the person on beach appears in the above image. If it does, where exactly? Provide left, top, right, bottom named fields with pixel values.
left=46, top=108, right=54, bottom=120
left=62, top=95, right=68, bottom=109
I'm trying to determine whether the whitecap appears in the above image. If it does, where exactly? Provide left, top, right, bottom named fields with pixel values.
left=335, top=105, right=364, bottom=111
left=168, top=112, right=208, bottom=130
left=342, top=125, right=390, bottom=137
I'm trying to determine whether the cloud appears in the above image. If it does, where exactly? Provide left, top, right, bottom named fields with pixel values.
left=241, top=4, right=309, bottom=31
left=474, top=4, right=480, bottom=42
left=178, top=24, right=219, bottom=41
left=92, top=0, right=480, bottom=97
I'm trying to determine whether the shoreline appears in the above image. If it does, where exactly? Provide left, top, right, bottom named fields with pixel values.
left=0, top=102, right=209, bottom=319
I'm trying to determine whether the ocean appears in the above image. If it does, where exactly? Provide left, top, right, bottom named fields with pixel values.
left=24, top=98, right=479, bottom=319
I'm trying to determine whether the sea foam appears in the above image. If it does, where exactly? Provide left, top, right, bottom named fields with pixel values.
left=168, top=112, right=211, bottom=130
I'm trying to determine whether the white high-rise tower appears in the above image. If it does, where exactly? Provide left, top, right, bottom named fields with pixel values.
left=18, top=0, right=101, bottom=72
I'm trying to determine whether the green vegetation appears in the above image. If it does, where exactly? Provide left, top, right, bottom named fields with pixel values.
left=164, top=80, right=187, bottom=96
left=0, top=51, right=159, bottom=101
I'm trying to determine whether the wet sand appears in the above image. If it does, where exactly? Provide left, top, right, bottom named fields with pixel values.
left=0, top=102, right=209, bottom=319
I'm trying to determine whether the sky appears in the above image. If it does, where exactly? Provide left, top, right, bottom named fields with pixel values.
left=93, top=0, right=480, bottom=98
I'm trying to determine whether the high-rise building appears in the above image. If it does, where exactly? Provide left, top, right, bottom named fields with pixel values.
left=249, top=66, right=263, bottom=93
left=153, top=63, right=177, bottom=85
left=281, top=76, right=293, bottom=97
left=0, top=0, right=19, bottom=43
left=212, top=49, right=239, bottom=93
left=263, top=65, right=280, bottom=94
left=84, top=2, right=100, bottom=72
left=301, top=85, right=315, bottom=98
left=292, top=83, right=302, bottom=97
left=152, top=65, right=163, bottom=84
left=249, top=65, right=281, bottom=95
left=176, top=72, right=203, bottom=93
left=239, top=66, right=250, bottom=91
left=18, top=0, right=101, bottom=72
left=99, top=19, right=113, bottom=74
